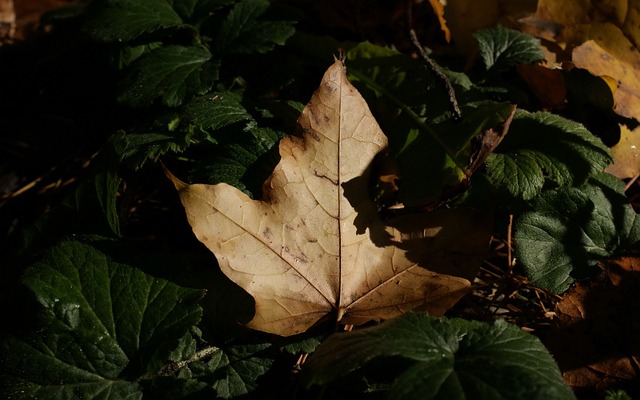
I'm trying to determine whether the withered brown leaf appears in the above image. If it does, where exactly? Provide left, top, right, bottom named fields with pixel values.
left=167, top=59, right=490, bottom=336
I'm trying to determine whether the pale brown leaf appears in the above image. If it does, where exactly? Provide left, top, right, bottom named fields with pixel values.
left=167, top=59, right=490, bottom=336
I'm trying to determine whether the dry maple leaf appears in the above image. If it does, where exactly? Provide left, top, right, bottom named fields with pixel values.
left=167, top=59, right=490, bottom=336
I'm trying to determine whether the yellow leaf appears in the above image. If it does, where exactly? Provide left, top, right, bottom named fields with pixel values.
left=526, top=2, right=640, bottom=177
left=606, top=125, right=640, bottom=178
left=571, top=40, right=640, bottom=121
left=622, top=1, right=640, bottom=47
left=571, top=41, right=640, bottom=177
left=427, top=0, right=451, bottom=42
left=444, top=0, right=499, bottom=57
left=167, top=59, right=491, bottom=336
left=531, top=0, right=640, bottom=62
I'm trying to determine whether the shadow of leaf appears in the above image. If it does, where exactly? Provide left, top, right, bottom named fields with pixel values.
left=342, top=159, right=492, bottom=282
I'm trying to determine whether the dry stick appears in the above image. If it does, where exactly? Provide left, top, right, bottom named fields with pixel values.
left=408, top=29, right=462, bottom=120
left=154, top=345, right=220, bottom=377
left=507, top=214, right=515, bottom=274
left=293, top=352, right=309, bottom=373
left=624, top=172, right=640, bottom=192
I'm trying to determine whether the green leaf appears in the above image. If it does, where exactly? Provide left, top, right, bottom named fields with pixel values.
left=486, top=110, right=611, bottom=201
left=118, top=45, right=217, bottom=108
left=162, top=342, right=274, bottom=398
left=280, top=335, right=322, bottom=355
left=182, top=92, right=291, bottom=196
left=166, top=330, right=199, bottom=364
left=183, top=91, right=252, bottom=132
left=346, top=41, right=453, bottom=127
left=605, top=390, right=633, bottom=400
left=147, top=375, right=213, bottom=400
left=394, top=101, right=515, bottom=205
left=67, top=150, right=122, bottom=236
left=83, top=0, right=183, bottom=42
left=189, top=126, right=283, bottom=197
left=486, top=151, right=545, bottom=201
left=205, top=343, right=273, bottom=398
left=145, top=330, right=216, bottom=399
left=173, top=0, right=236, bottom=21
left=301, top=312, right=574, bottom=399
left=515, top=173, right=639, bottom=293
left=474, top=25, right=545, bottom=73
left=346, top=42, right=516, bottom=205
left=151, top=335, right=295, bottom=398
left=0, top=239, right=205, bottom=399
left=215, top=0, right=296, bottom=54
left=628, top=214, right=640, bottom=248
left=115, top=129, right=193, bottom=170
left=116, top=43, right=157, bottom=68
left=345, top=37, right=504, bottom=112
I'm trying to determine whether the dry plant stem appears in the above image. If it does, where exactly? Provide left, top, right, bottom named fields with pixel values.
left=154, top=345, right=220, bottom=377
left=460, top=237, right=561, bottom=333
left=507, top=214, right=514, bottom=274
left=347, top=67, right=468, bottom=176
left=481, top=259, right=505, bottom=279
left=0, top=165, right=59, bottom=201
left=624, top=172, right=640, bottom=191
left=293, top=352, right=309, bottom=373
left=408, top=29, right=462, bottom=120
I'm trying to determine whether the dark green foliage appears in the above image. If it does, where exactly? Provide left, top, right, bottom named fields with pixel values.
left=0, top=239, right=205, bottom=399
left=83, top=0, right=184, bottom=42
left=515, top=173, right=640, bottom=293
left=1, top=1, right=637, bottom=398
left=474, top=25, right=545, bottom=74
left=215, top=0, right=296, bottom=54
left=301, top=312, right=575, bottom=399
left=183, top=91, right=251, bottom=132
left=118, top=45, right=217, bottom=107
left=486, top=110, right=612, bottom=201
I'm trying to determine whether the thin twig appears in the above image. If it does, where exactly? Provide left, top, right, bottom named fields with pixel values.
left=154, top=346, right=220, bottom=377
left=408, top=29, right=462, bottom=120
left=507, top=214, right=514, bottom=274
left=404, top=1, right=461, bottom=118
left=624, top=172, right=640, bottom=192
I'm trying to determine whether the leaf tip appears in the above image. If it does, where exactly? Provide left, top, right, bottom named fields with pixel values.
left=161, top=162, right=188, bottom=191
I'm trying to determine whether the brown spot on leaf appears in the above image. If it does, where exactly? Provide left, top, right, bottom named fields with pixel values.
left=309, top=131, right=321, bottom=142
left=263, top=227, right=273, bottom=240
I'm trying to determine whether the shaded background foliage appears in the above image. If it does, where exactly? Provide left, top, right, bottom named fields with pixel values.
left=0, top=0, right=638, bottom=398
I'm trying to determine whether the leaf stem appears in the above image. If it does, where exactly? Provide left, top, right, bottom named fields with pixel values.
left=347, top=67, right=468, bottom=176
